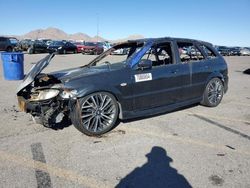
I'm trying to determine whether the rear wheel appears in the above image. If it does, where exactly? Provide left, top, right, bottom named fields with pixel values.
left=28, top=47, right=34, bottom=54
left=71, top=92, right=119, bottom=136
left=201, top=78, right=224, bottom=107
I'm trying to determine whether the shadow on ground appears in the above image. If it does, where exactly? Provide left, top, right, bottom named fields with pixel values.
left=116, top=146, right=192, bottom=188
left=243, top=68, right=250, bottom=75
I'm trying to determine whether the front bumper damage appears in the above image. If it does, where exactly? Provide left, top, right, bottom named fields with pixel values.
left=17, top=93, right=77, bottom=127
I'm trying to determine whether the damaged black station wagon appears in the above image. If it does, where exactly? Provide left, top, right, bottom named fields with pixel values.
left=17, top=37, right=228, bottom=136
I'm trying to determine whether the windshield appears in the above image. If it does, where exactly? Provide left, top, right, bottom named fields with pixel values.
left=51, top=41, right=64, bottom=46
left=9, top=38, right=18, bottom=44
left=87, top=41, right=149, bottom=68
left=74, top=42, right=84, bottom=45
left=85, top=42, right=97, bottom=46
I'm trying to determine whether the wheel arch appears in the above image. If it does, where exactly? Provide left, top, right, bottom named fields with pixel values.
left=205, top=71, right=225, bottom=88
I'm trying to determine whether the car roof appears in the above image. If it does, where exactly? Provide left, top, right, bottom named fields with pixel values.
left=0, top=36, right=17, bottom=39
left=127, top=37, right=213, bottom=46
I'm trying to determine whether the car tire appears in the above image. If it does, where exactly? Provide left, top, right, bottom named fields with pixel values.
left=201, top=78, right=224, bottom=107
left=6, top=46, right=13, bottom=52
left=71, top=92, right=119, bottom=136
left=28, top=47, right=34, bottom=54
left=74, top=49, right=77, bottom=54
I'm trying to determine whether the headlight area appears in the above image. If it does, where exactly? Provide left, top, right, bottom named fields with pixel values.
left=60, top=89, right=78, bottom=99
left=29, top=89, right=60, bottom=101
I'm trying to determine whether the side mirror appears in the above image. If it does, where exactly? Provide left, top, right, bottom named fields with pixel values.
left=138, top=59, right=152, bottom=70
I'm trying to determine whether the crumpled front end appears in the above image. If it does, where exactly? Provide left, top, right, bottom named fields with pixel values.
left=16, top=54, right=78, bottom=127
left=17, top=73, right=78, bottom=127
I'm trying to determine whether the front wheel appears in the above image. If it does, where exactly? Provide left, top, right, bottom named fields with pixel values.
left=71, top=92, right=119, bottom=136
left=201, top=78, right=224, bottom=107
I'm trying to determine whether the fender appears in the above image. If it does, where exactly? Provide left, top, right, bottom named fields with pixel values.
left=204, top=71, right=226, bottom=91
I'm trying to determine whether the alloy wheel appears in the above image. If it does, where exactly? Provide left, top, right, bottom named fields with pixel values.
left=207, top=79, right=223, bottom=105
left=80, top=93, right=117, bottom=133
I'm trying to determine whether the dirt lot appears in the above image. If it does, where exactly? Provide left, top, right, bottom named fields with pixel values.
left=0, top=54, right=249, bottom=188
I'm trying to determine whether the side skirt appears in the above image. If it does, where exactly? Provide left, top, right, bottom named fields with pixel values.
left=121, top=97, right=202, bottom=120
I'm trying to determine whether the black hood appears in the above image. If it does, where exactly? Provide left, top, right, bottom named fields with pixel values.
left=50, top=66, right=107, bottom=82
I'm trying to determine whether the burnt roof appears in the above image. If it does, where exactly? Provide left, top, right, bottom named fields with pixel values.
left=127, top=37, right=213, bottom=46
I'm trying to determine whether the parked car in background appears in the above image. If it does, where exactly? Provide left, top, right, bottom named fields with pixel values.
left=216, top=46, right=231, bottom=56
left=27, top=40, right=48, bottom=54
left=47, top=41, right=77, bottom=54
left=229, top=47, right=241, bottom=56
left=240, top=48, right=250, bottom=56
left=0, top=36, right=18, bottom=52
left=81, top=42, right=104, bottom=55
left=111, top=48, right=129, bottom=55
left=98, top=41, right=112, bottom=51
left=38, top=39, right=52, bottom=46
left=18, top=39, right=33, bottom=51
left=16, top=37, right=228, bottom=136
left=73, top=42, right=85, bottom=53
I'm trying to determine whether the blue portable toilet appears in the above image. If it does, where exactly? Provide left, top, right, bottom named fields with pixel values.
left=1, top=52, right=24, bottom=80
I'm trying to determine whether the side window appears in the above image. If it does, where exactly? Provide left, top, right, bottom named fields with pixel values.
left=141, top=49, right=157, bottom=62
left=141, top=42, right=173, bottom=67
left=177, top=42, right=205, bottom=63
left=0, top=38, right=6, bottom=42
left=200, top=45, right=216, bottom=58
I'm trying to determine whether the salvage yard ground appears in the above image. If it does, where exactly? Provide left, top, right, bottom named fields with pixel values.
left=0, top=54, right=250, bottom=188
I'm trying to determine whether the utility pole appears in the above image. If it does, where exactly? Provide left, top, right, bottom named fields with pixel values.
left=96, top=13, right=99, bottom=42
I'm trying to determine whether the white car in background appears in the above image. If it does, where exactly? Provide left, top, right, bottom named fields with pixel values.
left=240, top=48, right=250, bottom=56
left=98, top=42, right=111, bottom=51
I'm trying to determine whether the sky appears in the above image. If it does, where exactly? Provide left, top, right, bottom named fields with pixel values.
left=0, top=0, right=249, bottom=46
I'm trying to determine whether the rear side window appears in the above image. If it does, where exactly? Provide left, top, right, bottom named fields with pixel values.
left=200, top=44, right=216, bottom=58
left=177, top=42, right=205, bottom=63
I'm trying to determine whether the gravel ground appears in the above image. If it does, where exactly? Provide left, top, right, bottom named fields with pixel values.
left=0, top=53, right=249, bottom=188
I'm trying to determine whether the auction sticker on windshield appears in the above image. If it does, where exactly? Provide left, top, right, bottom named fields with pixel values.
left=134, top=73, right=152, bottom=82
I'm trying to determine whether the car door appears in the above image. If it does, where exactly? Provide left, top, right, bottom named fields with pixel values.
left=176, top=41, right=212, bottom=101
left=193, top=43, right=217, bottom=97
left=131, top=42, right=188, bottom=111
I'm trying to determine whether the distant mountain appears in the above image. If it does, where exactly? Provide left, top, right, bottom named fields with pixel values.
left=14, top=27, right=144, bottom=42
left=24, top=27, right=68, bottom=40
